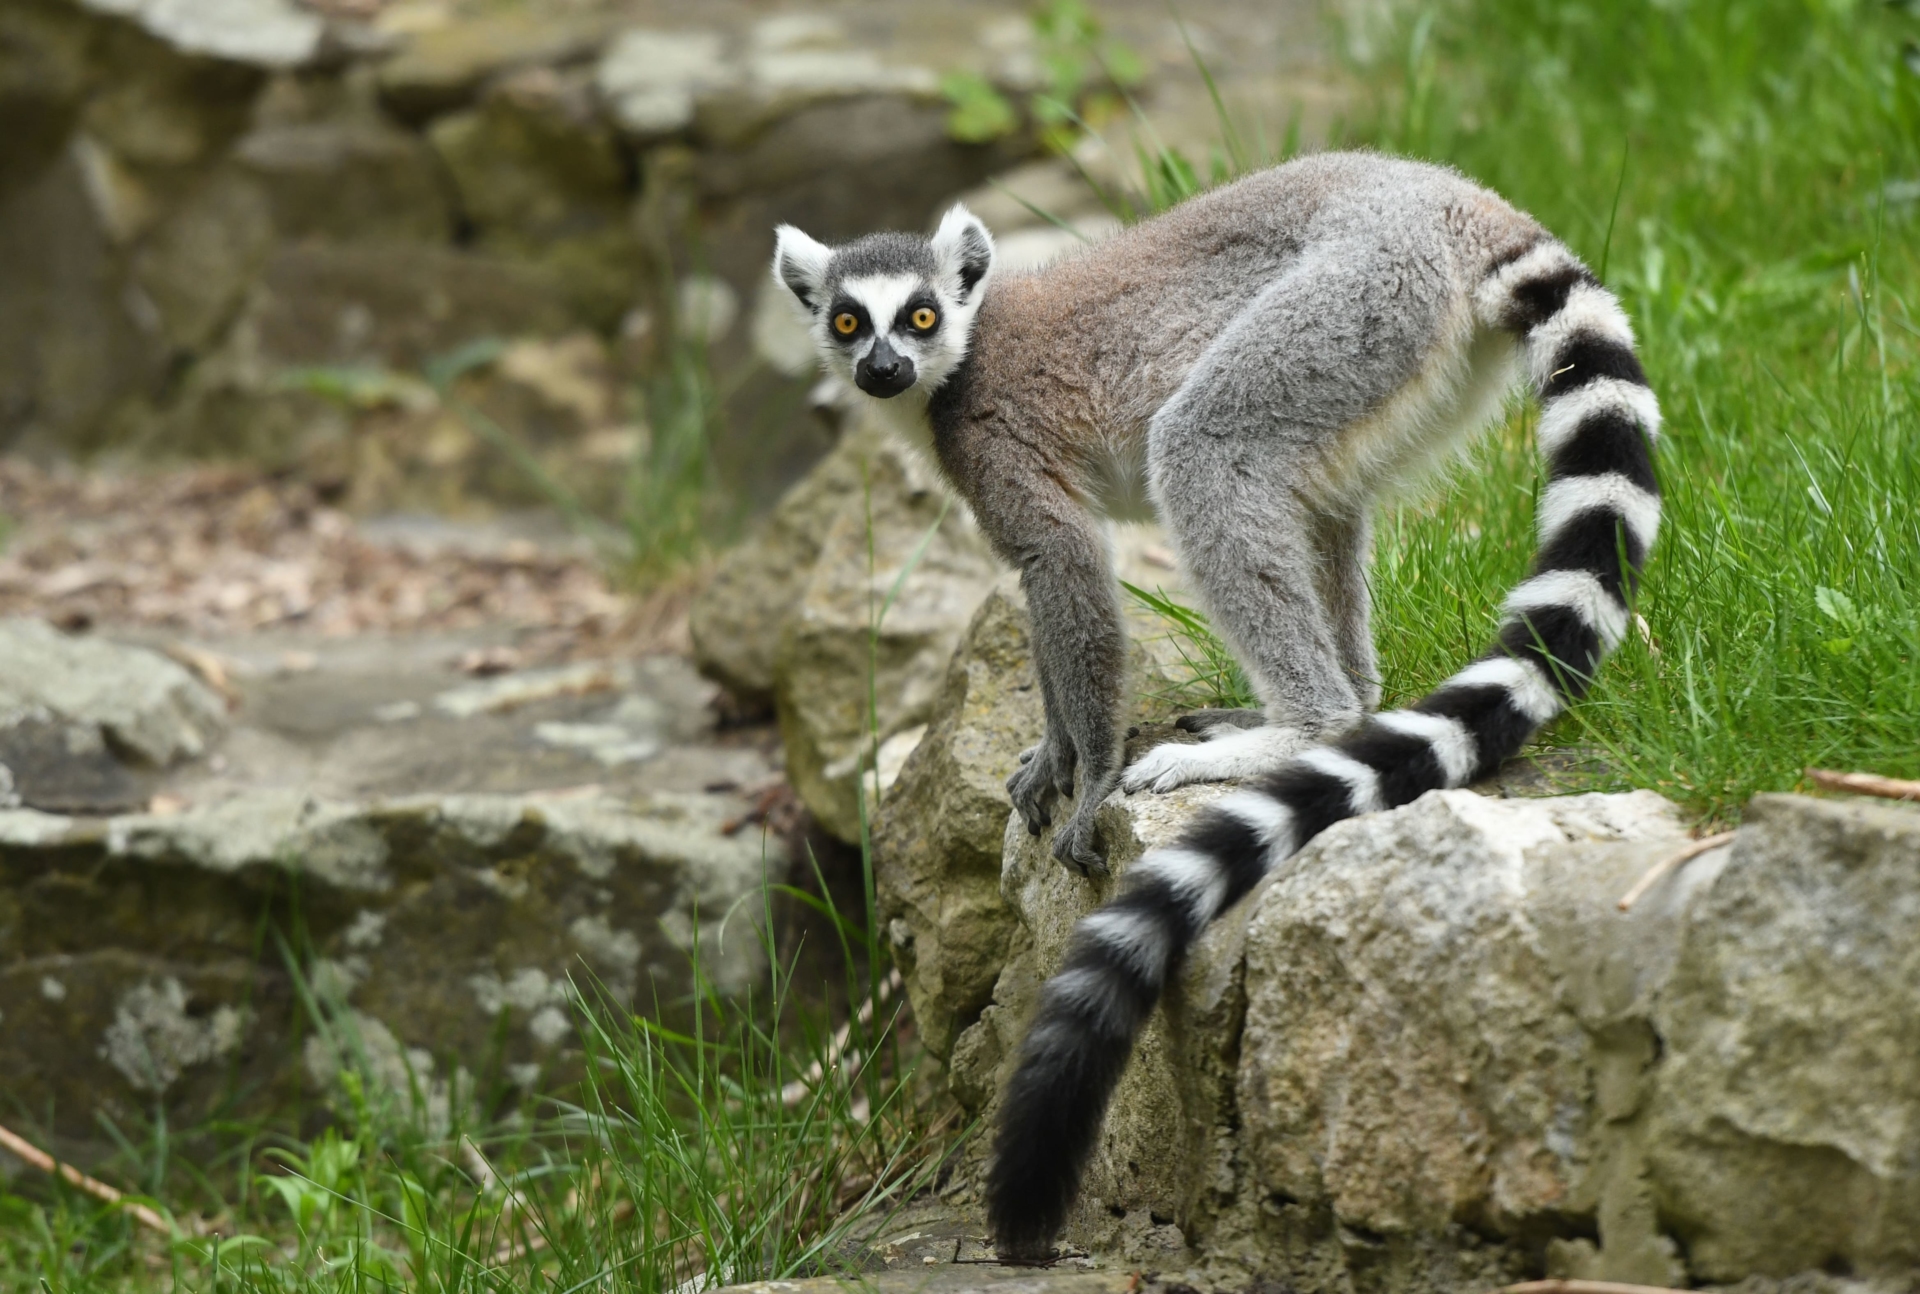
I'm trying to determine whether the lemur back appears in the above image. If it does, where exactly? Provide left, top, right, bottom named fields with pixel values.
left=771, top=151, right=1662, bottom=1260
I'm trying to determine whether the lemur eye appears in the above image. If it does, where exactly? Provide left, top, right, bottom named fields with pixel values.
left=833, top=312, right=860, bottom=336
left=911, top=307, right=938, bottom=331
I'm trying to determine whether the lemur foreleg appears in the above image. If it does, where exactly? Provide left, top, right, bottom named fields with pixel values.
left=995, top=490, right=1128, bottom=876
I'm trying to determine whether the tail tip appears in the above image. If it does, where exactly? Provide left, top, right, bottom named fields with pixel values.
left=986, top=1159, right=1070, bottom=1264
left=988, top=1208, right=1063, bottom=1263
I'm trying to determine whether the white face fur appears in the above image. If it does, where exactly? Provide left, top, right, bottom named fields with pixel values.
left=771, top=204, right=996, bottom=401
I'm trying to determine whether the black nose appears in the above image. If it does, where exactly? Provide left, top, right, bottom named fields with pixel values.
left=855, top=343, right=914, bottom=397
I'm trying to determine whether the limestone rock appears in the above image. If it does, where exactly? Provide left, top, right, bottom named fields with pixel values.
left=152, top=242, right=574, bottom=461
left=1645, top=792, right=1920, bottom=1279
left=131, top=166, right=275, bottom=351
left=427, top=69, right=643, bottom=325
left=238, top=243, right=575, bottom=370
left=594, top=20, right=943, bottom=148
left=0, top=786, right=787, bottom=1137
left=0, top=146, right=168, bottom=454
left=1235, top=791, right=1692, bottom=1251
left=429, top=71, right=629, bottom=240
left=690, top=413, right=886, bottom=704
left=596, top=28, right=733, bottom=138
left=235, top=118, right=454, bottom=244
left=939, top=770, right=1920, bottom=1289
left=771, top=420, right=1000, bottom=842
left=0, top=618, right=227, bottom=768
left=76, top=0, right=323, bottom=69
left=878, top=582, right=1920, bottom=1287
left=872, top=578, right=1044, bottom=1060
left=376, top=12, right=603, bottom=122
left=79, top=20, right=269, bottom=169
left=0, top=0, right=94, bottom=198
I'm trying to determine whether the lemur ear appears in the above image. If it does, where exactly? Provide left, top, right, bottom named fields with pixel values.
left=771, top=225, right=833, bottom=314
left=932, top=204, right=994, bottom=302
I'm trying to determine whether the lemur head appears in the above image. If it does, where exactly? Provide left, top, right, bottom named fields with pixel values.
left=771, top=204, right=995, bottom=399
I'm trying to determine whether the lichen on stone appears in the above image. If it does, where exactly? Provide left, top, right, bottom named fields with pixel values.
left=99, top=977, right=246, bottom=1093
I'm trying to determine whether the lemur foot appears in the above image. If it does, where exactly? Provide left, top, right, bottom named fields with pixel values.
left=1050, top=805, right=1108, bottom=877
left=1174, top=708, right=1268, bottom=735
left=1121, top=724, right=1310, bottom=793
left=1007, top=741, right=1076, bottom=834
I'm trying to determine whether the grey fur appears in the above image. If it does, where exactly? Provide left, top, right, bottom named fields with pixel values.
left=773, top=152, right=1557, bottom=872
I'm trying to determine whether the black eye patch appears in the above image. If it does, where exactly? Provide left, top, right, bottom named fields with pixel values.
left=827, top=300, right=869, bottom=341
left=895, top=295, right=943, bottom=336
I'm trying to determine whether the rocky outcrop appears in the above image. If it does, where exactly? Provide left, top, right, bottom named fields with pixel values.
left=690, top=412, right=894, bottom=706
left=0, top=785, right=786, bottom=1137
left=0, top=617, right=227, bottom=768
left=870, top=578, right=1047, bottom=1060
left=772, top=419, right=1002, bottom=843
left=913, top=775, right=1920, bottom=1291
left=1642, top=793, right=1920, bottom=1279
left=0, top=619, right=790, bottom=1142
left=870, top=588, right=1920, bottom=1290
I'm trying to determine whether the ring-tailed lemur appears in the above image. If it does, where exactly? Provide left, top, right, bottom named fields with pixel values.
left=772, top=151, right=1661, bottom=1259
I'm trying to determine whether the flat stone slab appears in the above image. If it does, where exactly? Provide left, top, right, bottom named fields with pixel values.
left=0, top=619, right=789, bottom=1142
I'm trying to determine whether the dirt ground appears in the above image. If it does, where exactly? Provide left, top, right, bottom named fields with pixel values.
left=0, top=459, right=691, bottom=660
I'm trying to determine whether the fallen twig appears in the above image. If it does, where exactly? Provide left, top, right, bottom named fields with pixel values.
left=1617, top=831, right=1738, bottom=912
left=1805, top=768, right=1920, bottom=803
left=1505, top=1274, right=1689, bottom=1282
left=165, top=642, right=242, bottom=708
left=0, top=1121, right=172, bottom=1233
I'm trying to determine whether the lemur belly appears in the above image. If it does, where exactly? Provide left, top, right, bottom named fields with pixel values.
left=1085, top=436, right=1156, bottom=522
left=1307, top=302, right=1522, bottom=510
left=1073, top=307, right=1519, bottom=527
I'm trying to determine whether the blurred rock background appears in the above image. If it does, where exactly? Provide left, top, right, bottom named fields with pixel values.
left=0, top=0, right=1339, bottom=1149
left=0, top=0, right=1339, bottom=522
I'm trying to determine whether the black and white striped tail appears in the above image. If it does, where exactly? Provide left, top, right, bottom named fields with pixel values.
left=986, top=238, right=1662, bottom=1259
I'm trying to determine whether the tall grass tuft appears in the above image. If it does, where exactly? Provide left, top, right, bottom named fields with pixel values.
left=0, top=894, right=952, bottom=1293
left=624, top=322, right=725, bottom=587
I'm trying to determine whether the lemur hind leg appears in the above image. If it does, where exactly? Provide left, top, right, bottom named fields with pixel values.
left=1127, top=240, right=1450, bottom=793
left=1313, top=508, right=1381, bottom=709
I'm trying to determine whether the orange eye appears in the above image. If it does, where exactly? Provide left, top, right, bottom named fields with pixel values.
left=833, top=312, right=860, bottom=336
left=911, top=307, right=938, bottom=331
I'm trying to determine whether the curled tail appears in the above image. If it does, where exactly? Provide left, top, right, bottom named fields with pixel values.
left=986, top=239, right=1662, bottom=1259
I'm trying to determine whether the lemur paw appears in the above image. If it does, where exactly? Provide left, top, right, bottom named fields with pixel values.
left=1121, top=724, right=1309, bottom=793
left=1050, top=808, right=1108, bottom=877
left=1007, top=742, right=1076, bottom=835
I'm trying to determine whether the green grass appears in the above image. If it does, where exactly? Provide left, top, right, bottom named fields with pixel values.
left=1133, top=0, right=1920, bottom=821
left=0, top=910, right=955, bottom=1293
left=1122, top=582, right=1259, bottom=711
